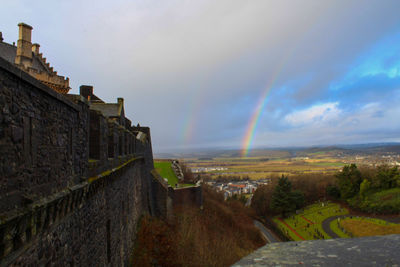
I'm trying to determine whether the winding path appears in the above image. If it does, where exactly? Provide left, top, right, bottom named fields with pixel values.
left=322, top=215, right=345, bottom=238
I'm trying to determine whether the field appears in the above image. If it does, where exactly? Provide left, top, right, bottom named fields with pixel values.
left=338, top=217, right=400, bottom=237
left=159, top=145, right=400, bottom=180
left=272, top=202, right=349, bottom=241
left=187, top=156, right=347, bottom=180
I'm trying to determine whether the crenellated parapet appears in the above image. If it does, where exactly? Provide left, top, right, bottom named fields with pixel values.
left=26, top=67, right=70, bottom=94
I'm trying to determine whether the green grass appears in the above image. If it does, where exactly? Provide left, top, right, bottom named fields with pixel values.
left=154, top=161, right=179, bottom=187
left=273, top=202, right=349, bottom=241
left=154, top=161, right=195, bottom=188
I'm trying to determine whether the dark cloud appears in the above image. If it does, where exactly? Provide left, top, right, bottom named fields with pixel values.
left=2, top=0, right=400, bottom=152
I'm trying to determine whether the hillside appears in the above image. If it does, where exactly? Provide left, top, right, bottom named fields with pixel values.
left=132, top=186, right=265, bottom=267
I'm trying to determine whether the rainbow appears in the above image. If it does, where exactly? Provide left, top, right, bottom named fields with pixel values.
left=181, top=100, right=195, bottom=145
left=241, top=54, right=294, bottom=157
left=240, top=85, right=273, bottom=157
left=240, top=3, right=331, bottom=157
left=181, top=91, right=203, bottom=145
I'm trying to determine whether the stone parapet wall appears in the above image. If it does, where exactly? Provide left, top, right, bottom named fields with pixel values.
left=169, top=185, right=203, bottom=209
left=1, top=157, right=150, bottom=266
left=0, top=57, right=89, bottom=214
left=233, top=234, right=400, bottom=266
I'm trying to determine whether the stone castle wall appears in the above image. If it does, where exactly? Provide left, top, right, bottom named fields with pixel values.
left=7, top=159, right=149, bottom=266
left=0, top=56, right=155, bottom=266
left=150, top=169, right=202, bottom=220
left=0, top=57, right=89, bottom=214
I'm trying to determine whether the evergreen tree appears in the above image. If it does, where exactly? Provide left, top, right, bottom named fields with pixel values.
left=376, top=165, right=399, bottom=189
left=270, top=176, right=296, bottom=217
left=290, top=190, right=305, bottom=209
left=336, top=164, right=362, bottom=199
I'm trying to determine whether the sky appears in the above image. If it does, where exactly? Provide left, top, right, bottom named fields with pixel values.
left=2, top=0, right=400, bottom=154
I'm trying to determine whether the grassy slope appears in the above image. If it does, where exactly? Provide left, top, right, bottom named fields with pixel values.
left=369, top=187, right=400, bottom=207
left=349, top=187, right=400, bottom=213
left=154, top=161, right=178, bottom=187
left=273, top=202, right=349, bottom=241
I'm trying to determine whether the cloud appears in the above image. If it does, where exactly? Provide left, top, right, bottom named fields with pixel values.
left=284, top=102, right=342, bottom=126
left=2, top=0, right=400, bottom=152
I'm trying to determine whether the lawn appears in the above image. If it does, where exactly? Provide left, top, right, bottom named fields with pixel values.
left=338, top=217, right=400, bottom=237
left=154, top=161, right=179, bottom=187
left=272, top=202, right=349, bottom=241
left=154, top=161, right=195, bottom=188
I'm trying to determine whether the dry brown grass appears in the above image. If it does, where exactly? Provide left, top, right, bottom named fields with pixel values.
left=340, top=219, right=400, bottom=237
left=132, top=186, right=265, bottom=267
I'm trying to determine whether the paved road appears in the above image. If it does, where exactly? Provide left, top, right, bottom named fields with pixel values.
left=245, top=194, right=253, bottom=207
left=322, top=215, right=344, bottom=238
left=253, top=220, right=280, bottom=243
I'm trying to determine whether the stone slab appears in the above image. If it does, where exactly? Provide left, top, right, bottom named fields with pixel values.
left=233, top=235, right=400, bottom=266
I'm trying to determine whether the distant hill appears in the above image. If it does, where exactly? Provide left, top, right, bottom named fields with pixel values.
left=154, top=143, right=400, bottom=159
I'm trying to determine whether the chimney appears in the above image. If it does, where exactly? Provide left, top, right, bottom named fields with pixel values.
left=117, top=98, right=124, bottom=106
left=32, top=43, right=40, bottom=54
left=0, top=32, right=3, bottom=42
left=15, top=23, right=33, bottom=69
left=79, top=85, right=94, bottom=100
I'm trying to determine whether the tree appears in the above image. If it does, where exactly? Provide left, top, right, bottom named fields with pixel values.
left=359, top=179, right=371, bottom=199
left=270, top=176, right=297, bottom=217
left=251, top=183, right=276, bottom=216
left=326, top=185, right=341, bottom=199
left=376, top=165, right=399, bottom=189
left=290, top=190, right=305, bottom=209
left=336, top=164, right=362, bottom=199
